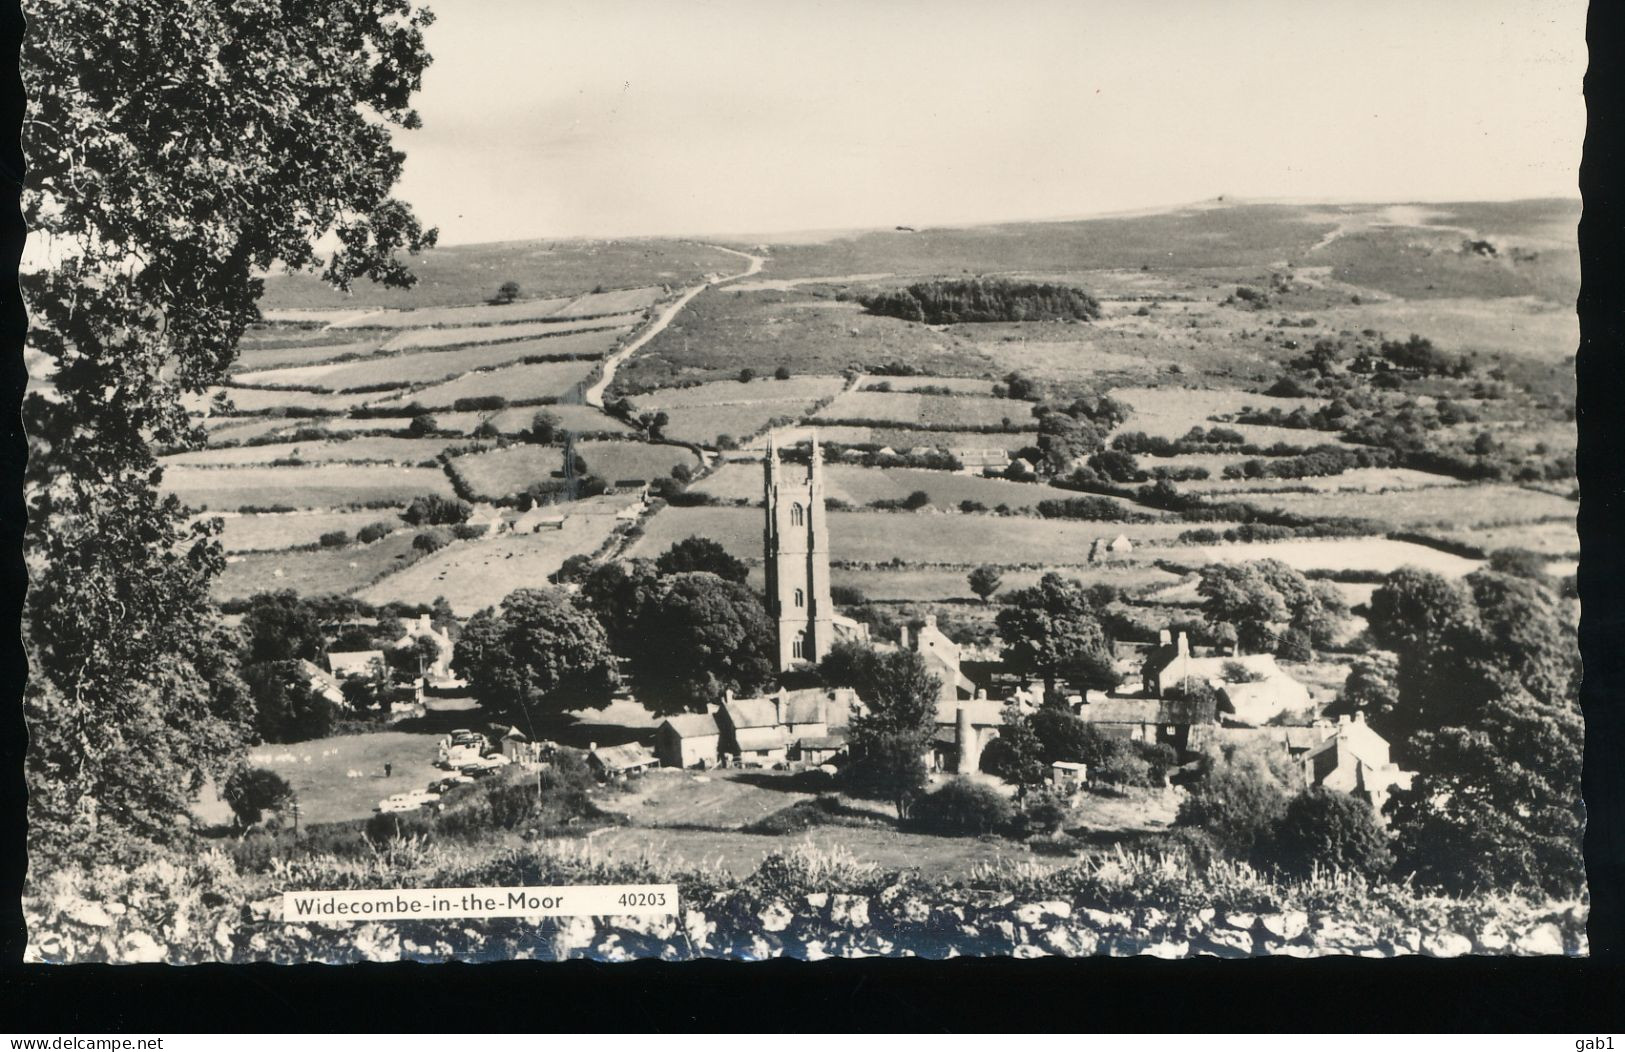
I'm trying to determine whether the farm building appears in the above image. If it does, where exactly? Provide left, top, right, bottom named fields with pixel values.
left=715, top=686, right=860, bottom=764
left=513, top=507, right=567, bottom=533
left=1049, top=761, right=1088, bottom=792
left=293, top=659, right=348, bottom=709
left=1076, top=695, right=1216, bottom=758
left=391, top=614, right=455, bottom=681
left=898, top=615, right=978, bottom=703
left=1217, top=675, right=1313, bottom=726
left=792, top=733, right=849, bottom=765
left=953, top=448, right=1011, bottom=472
left=588, top=742, right=659, bottom=778
left=1086, top=534, right=1134, bottom=563
left=1298, top=715, right=1413, bottom=813
left=655, top=713, right=723, bottom=769
left=326, top=650, right=384, bottom=680
left=1139, top=631, right=1306, bottom=711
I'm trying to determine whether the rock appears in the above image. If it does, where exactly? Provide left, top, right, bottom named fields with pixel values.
left=352, top=922, right=402, bottom=963
left=683, top=910, right=715, bottom=951
left=1012, top=944, right=1049, bottom=959
left=1421, top=931, right=1473, bottom=958
left=248, top=896, right=281, bottom=922
left=1081, top=908, right=1133, bottom=931
left=104, top=903, right=128, bottom=916
left=551, top=915, right=598, bottom=956
left=1139, top=907, right=1168, bottom=931
left=64, top=901, right=113, bottom=928
left=213, top=919, right=235, bottom=953
left=1221, top=911, right=1256, bottom=932
left=120, top=931, right=165, bottom=964
left=894, top=897, right=931, bottom=925
left=1202, top=927, right=1256, bottom=955
left=1476, top=925, right=1511, bottom=953
left=1044, top=927, right=1098, bottom=956
left=1195, top=908, right=1216, bottom=925
left=804, top=893, right=829, bottom=910
left=1012, top=901, right=1070, bottom=927
left=1399, top=927, right=1421, bottom=952
left=613, top=913, right=678, bottom=941
left=803, top=940, right=829, bottom=962
left=1514, top=923, right=1565, bottom=956
left=829, top=894, right=870, bottom=929
left=1144, top=939, right=1189, bottom=960
left=1268, top=943, right=1319, bottom=958
left=1260, top=911, right=1307, bottom=940
left=759, top=901, right=794, bottom=933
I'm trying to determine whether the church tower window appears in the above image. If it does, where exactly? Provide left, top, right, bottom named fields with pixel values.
left=790, top=502, right=804, bottom=526
left=794, top=587, right=805, bottom=608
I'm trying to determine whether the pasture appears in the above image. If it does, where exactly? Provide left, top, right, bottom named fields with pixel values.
left=1177, top=466, right=1466, bottom=496
left=198, top=509, right=407, bottom=553
left=378, top=314, right=638, bottom=353
left=812, top=390, right=1035, bottom=430
left=355, top=514, right=624, bottom=615
left=225, top=731, right=451, bottom=825
left=163, top=463, right=455, bottom=511
left=328, top=296, right=574, bottom=329
left=258, top=239, right=745, bottom=309
left=819, top=564, right=1183, bottom=602
left=1246, top=482, right=1575, bottom=530
left=856, top=375, right=998, bottom=394
left=656, top=403, right=827, bottom=446
left=435, top=405, right=635, bottom=437
left=1435, top=520, right=1580, bottom=557
left=369, top=359, right=598, bottom=410
left=692, top=462, right=1157, bottom=514
left=631, top=374, right=846, bottom=408
left=206, top=386, right=377, bottom=414
left=553, top=285, right=666, bottom=318
left=629, top=505, right=1214, bottom=567
left=163, top=437, right=459, bottom=468
left=231, top=336, right=387, bottom=373
left=1191, top=537, right=1484, bottom=578
left=212, top=531, right=427, bottom=600
left=450, top=441, right=696, bottom=499
left=1108, top=385, right=1326, bottom=439
left=749, top=425, right=1038, bottom=453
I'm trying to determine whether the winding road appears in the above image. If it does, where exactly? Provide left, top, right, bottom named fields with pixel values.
left=582, top=244, right=766, bottom=408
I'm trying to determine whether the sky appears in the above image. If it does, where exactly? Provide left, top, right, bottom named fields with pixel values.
left=392, top=0, right=1587, bottom=244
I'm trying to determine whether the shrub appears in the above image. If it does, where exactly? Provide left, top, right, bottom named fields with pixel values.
left=356, top=521, right=395, bottom=544
left=738, top=368, right=755, bottom=383
left=902, top=489, right=931, bottom=510
left=317, top=530, right=350, bottom=548
left=1176, top=762, right=1291, bottom=858
left=402, top=494, right=472, bottom=526
left=412, top=531, right=448, bottom=554
left=829, top=584, right=867, bottom=606
left=1012, top=788, right=1069, bottom=837
left=221, top=768, right=294, bottom=829
left=1258, top=787, right=1393, bottom=879
left=450, top=523, right=485, bottom=541
left=910, top=779, right=1013, bottom=836
left=774, top=365, right=792, bottom=380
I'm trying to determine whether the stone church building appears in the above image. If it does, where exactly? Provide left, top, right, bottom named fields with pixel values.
left=762, top=433, right=868, bottom=671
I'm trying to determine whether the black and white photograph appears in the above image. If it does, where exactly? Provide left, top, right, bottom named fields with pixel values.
left=15, top=0, right=1596, bottom=971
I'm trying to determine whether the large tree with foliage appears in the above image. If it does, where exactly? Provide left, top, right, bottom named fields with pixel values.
left=835, top=647, right=941, bottom=818
left=625, top=572, right=775, bottom=716
left=1197, top=558, right=1344, bottom=656
left=654, top=536, right=749, bottom=584
left=452, top=589, right=615, bottom=729
left=995, top=572, right=1112, bottom=697
left=21, top=0, right=436, bottom=860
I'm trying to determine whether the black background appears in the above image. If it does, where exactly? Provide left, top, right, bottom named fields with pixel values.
left=1, top=0, right=1621, bottom=1032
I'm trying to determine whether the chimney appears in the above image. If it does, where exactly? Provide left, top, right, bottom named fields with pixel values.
left=898, top=625, right=910, bottom=650
left=1176, top=632, right=1189, bottom=657
left=956, top=706, right=978, bottom=774
left=775, top=688, right=786, bottom=726
left=724, top=688, right=735, bottom=703
left=1158, top=629, right=1172, bottom=647
left=588, top=741, right=597, bottom=752
left=924, top=614, right=937, bottom=629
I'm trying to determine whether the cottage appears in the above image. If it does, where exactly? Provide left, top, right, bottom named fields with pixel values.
left=655, top=713, right=723, bottom=769
left=392, top=614, right=455, bottom=682
left=1076, top=695, right=1216, bottom=758
left=326, top=650, right=384, bottom=680
left=1299, top=714, right=1413, bottom=812
left=899, top=616, right=978, bottom=703
left=791, top=733, right=849, bottom=765
left=1217, top=675, right=1313, bottom=726
left=294, top=659, right=349, bottom=709
left=587, top=742, right=659, bottom=778
left=1139, top=631, right=1308, bottom=724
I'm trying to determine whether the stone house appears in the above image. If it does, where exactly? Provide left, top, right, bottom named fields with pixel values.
left=1075, top=695, right=1217, bottom=758
left=587, top=742, right=659, bottom=778
left=1298, top=714, right=1413, bottom=813
left=899, top=616, right=977, bottom=703
left=1140, top=630, right=1309, bottom=724
left=326, top=650, right=384, bottom=681
left=655, top=713, right=723, bottom=769
left=391, top=614, right=455, bottom=682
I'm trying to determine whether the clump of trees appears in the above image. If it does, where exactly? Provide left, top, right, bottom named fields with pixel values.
left=403, top=494, right=472, bottom=527
left=1196, top=559, right=1347, bottom=657
left=995, top=573, right=1118, bottom=697
left=654, top=536, right=749, bottom=583
left=859, top=278, right=1102, bottom=325
left=222, top=768, right=296, bottom=831
left=452, top=588, right=616, bottom=725
left=822, top=645, right=941, bottom=819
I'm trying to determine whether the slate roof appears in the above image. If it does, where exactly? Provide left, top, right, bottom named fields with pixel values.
left=733, top=726, right=789, bottom=752
left=1078, top=697, right=1217, bottom=725
left=589, top=743, right=658, bottom=771
left=721, top=698, right=781, bottom=730
left=661, top=713, right=721, bottom=739
left=794, top=733, right=848, bottom=751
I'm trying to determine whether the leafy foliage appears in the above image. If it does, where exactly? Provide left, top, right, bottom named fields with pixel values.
left=859, top=278, right=1101, bottom=324
left=831, top=646, right=942, bottom=817
left=995, top=572, right=1113, bottom=695
left=910, top=780, right=1013, bottom=836
left=654, top=536, right=749, bottom=584
left=1259, top=788, right=1393, bottom=880
left=452, top=588, right=616, bottom=725
left=222, top=768, right=295, bottom=830
left=625, top=573, right=775, bottom=716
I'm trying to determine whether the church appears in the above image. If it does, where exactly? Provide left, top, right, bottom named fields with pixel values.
left=762, top=432, right=869, bottom=671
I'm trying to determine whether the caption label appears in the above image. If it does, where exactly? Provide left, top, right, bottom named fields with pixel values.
left=282, top=884, right=678, bottom=922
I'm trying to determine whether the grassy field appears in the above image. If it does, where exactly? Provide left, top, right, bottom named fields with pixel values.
left=213, top=531, right=427, bottom=600
left=631, top=374, right=846, bottom=407
left=812, top=390, right=1036, bottom=429
left=355, top=513, right=624, bottom=615
left=1190, top=537, right=1484, bottom=578
left=233, top=731, right=452, bottom=825
left=204, top=386, right=378, bottom=414
left=1178, top=466, right=1466, bottom=496
left=1248, top=483, right=1576, bottom=530
left=196, top=509, right=408, bottom=553
left=692, top=462, right=1157, bottom=514
left=435, top=405, right=635, bottom=437
left=857, top=375, right=1000, bottom=394
left=232, top=336, right=388, bottom=373
left=163, top=437, right=462, bottom=468
left=236, top=326, right=631, bottom=392
left=258, top=239, right=744, bottom=309
left=202, top=417, right=300, bottom=444
left=821, top=564, right=1183, bottom=602
left=659, top=403, right=828, bottom=446
left=164, top=463, right=455, bottom=511
left=554, top=285, right=667, bottom=318
left=1108, top=385, right=1326, bottom=439
left=378, top=314, right=640, bottom=353
left=328, top=296, right=574, bottom=329
left=1435, top=520, right=1580, bottom=557
left=369, top=359, right=598, bottom=410
left=749, top=425, right=1038, bottom=453
left=630, top=506, right=1213, bottom=567
left=450, top=442, right=697, bottom=499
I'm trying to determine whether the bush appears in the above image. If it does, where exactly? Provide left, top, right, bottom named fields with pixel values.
left=909, top=779, right=1013, bottom=836
left=221, top=768, right=294, bottom=829
left=774, top=365, right=792, bottom=380
left=1176, top=763, right=1290, bottom=858
left=402, top=494, right=472, bottom=526
left=356, top=521, right=395, bottom=544
left=829, top=584, right=867, bottom=606
left=1258, top=787, right=1393, bottom=879
left=317, top=530, right=350, bottom=548
left=450, top=523, right=485, bottom=541
left=1011, top=789, right=1069, bottom=837
left=412, top=531, right=448, bottom=554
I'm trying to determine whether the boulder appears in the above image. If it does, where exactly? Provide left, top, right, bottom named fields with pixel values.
left=1421, top=930, right=1473, bottom=958
left=1221, top=911, right=1256, bottom=932
left=1260, top=911, right=1308, bottom=940
left=64, top=901, right=113, bottom=928
left=1514, top=923, right=1565, bottom=956
left=1202, top=927, right=1256, bottom=955
left=804, top=893, right=829, bottom=910
left=1144, top=939, right=1190, bottom=959
left=759, top=901, right=794, bottom=933
left=829, top=894, right=870, bottom=928
left=1081, top=908, right=1133, bottom=931
left=119, top=931, right=165, bottom=964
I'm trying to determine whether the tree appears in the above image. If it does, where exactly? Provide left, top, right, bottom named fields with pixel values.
left=240, top=590, right=326, bottom=665
left=979, top=702, right=1044, bottom=787
left=774, top=365, right=792, bottom=380
left=995, top=572, right=1111, bottom=696
left=911, top=780, right=1012, bottom=836
left=407, top=413, right=439, bottom=437
left=578, top=558, right=661, bottom=653
left=528, top=410, right=561, bottom=445
left=625, top=573, right=775, bottom=716
left=1197, top=559, right=1342, bottom=657
left=243, top=661, right=339, bottom=743
left=738, top=368, right=756, bottom=383
left=493, top=280, right=521, bottom=304
left=1176, top=762, right=1291, bottom=859
left=452, top=588, right=616, bottom=727
left=1259, top=788, right=1392, bottom=880
left=402, top=494, right=472, bottom=526
left=221, top=768, right=295, bottom=830
left=967, top=566, right=1003, bottom=604
left=840, top=647, right=941, bottom=818
left=1324, top=655, right=1400, bottom=726
left=655, top=536, right=749, bottom=584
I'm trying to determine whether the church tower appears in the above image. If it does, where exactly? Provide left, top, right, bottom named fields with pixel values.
left=763, top=432, right=836, bottom=671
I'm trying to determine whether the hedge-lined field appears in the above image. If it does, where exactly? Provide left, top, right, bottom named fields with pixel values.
left=212, top=530, right=427, bottom=600
left=163, top=437, right=463, bottom=468
left=631, top=374, right=846, bottom=408
left=449, top=441, right=697, bottom=499
left=812, top=390, right=1034, bottom=430
left=197, top=509, right=408, bottom=553
left=691, top=462, right=1157, bottom=514
left=1248, top=482, right=1575, bottom=531
left=378, top=313, right=638, bottom=353
left=328, top=296, right=574, bottom=329
left=370, top=359, right=598, bottom=410
left=552, top=285, right=665, bottom=318
left=435, top=405, right=635, bottom=437
left=163, top=463, right=455, bottom=511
